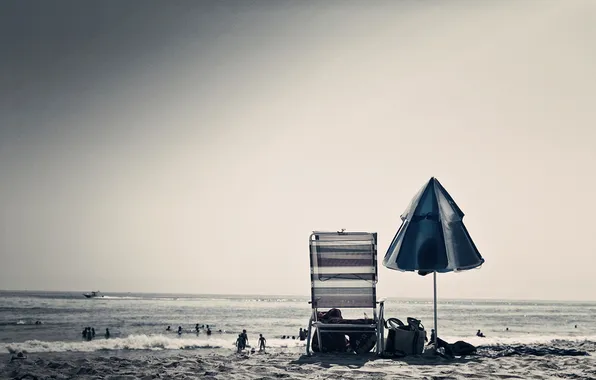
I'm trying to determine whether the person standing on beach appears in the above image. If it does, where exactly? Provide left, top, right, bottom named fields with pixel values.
left=236, top=334, right=246, bottom=353
left=258, top=334, right=266, bottom=352
left=241, top=329, right=249, bottom=349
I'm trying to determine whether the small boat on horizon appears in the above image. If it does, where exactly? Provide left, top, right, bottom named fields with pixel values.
left=83, top=291, right=103, bottom=299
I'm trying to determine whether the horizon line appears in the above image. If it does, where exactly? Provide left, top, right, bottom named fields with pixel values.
left=1, top=289, right=595, bottom=304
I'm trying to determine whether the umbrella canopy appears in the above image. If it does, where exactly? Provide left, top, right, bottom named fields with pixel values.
left=383, top=177, right=484, bottom=275
left=382, top=177, right=484, bottom=351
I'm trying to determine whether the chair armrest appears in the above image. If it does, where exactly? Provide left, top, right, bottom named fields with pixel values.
left=313, top=322, right=378, bottom=330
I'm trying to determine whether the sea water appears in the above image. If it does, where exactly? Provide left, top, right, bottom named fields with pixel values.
left=1, top=291, right=595, bottom=354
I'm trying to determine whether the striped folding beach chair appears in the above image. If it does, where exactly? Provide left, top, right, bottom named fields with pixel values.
left=306, top=231, right=385, bottom=355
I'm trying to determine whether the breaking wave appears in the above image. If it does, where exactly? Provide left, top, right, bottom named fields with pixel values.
left=5, top=335, right=227, bottom=353
left=4, top=335, right=307, bottom=354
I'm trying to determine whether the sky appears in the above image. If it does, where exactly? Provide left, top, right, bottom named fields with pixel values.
left=1, top=0, right=595, bottom=301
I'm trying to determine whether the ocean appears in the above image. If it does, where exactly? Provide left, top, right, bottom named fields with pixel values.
left=2, top=291, right=595, bottom=379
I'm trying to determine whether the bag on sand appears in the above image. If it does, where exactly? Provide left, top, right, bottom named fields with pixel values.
left=384, top=317, right=426, bottom=356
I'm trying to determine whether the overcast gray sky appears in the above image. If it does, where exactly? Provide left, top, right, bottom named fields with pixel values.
left=1, top=0, right=595, bottom=301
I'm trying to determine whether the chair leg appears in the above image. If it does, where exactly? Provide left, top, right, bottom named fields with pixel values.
left=377, top=319, right=383, bottom=355
left=373, top=308, right=379, bottom=355
left=306, top=314, right=313, bottom=356
left=314, top=317, right=322, bottom=353
left=375, top=302, right=385, bottom=356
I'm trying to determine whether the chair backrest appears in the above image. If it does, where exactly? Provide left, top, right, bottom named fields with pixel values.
left=309, top=231, right=378, bottom=309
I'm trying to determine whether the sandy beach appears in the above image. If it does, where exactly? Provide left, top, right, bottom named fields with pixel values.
left=2, top=340, right=595, bottom=380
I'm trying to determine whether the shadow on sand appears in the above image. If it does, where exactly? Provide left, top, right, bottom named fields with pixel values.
left=290, top=353, right=481, bottom=369
left=392, top=354, right=482, bottom=366
left=290, top=353, right=377, bottom=369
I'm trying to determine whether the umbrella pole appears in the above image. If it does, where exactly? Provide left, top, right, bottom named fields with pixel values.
left=433, top=271, right=438, bottom=351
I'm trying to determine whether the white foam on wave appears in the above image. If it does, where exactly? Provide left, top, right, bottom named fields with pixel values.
left=262, top=338, right=306, bottom=349
left=4, top=334, right=229, bottom=354
left=95, top=296, right=142, bottom=300
left=5, top=335, right=308, bottom=354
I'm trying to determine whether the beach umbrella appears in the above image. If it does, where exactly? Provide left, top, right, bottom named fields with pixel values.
left=382, top=177, right=484, bottom=350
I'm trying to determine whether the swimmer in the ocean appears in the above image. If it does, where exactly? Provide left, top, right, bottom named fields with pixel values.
left=299, top=328, right=306, bottom=341
left=10, top=352, right=26, bottom=361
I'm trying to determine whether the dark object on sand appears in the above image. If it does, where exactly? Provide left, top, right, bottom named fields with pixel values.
left=384, top=318, right=426, bottom=356
left=450, top=341, right=477, bottom=356
left=428, top=330, right=476, bottom=357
